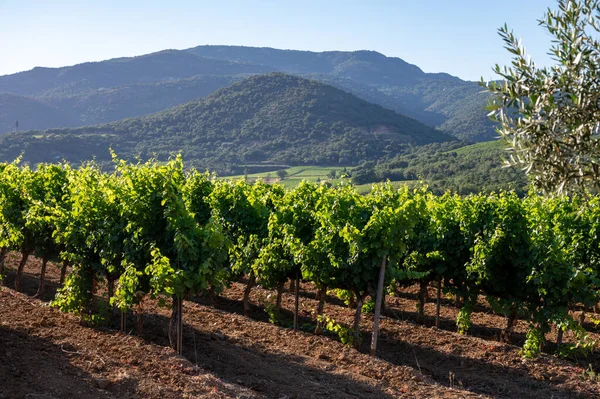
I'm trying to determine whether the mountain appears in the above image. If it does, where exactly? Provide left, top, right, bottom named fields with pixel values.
left=0, top=50, right=273, bottom=96
left=0, top=93, right=79, bottom=134
left=187, top=46, right=459, bottom=85
left=35, top=75, right=241, bottom=126
left=0, top=74, right=453, bottom=172
left=0, top=46, right=495, bottom=141
left=186, top=46, right=496, bottom=141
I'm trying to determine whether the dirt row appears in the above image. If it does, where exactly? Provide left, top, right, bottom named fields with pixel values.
left=1, top=253, right=599, bottom=398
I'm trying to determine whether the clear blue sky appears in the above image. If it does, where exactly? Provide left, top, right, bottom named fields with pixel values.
left=0, top=0, right=557, bottom=81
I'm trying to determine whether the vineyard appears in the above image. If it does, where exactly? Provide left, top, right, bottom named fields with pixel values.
left=1, top=156, right=600, bottom=397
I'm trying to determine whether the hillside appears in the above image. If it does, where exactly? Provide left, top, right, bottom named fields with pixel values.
left=0, top=73, right=452, bottom=172
left=350, top=140, right=528, bottom=195
left=0, top=93, right=79, bottom=134
left=0, top=46, right=495, bottom=142
left=5, top=253, right=596, bottom=399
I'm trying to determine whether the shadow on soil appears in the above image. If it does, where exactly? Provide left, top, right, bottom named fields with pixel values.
left=188, top=292, right=592, bottom=399
left=125, top=310, right=398, bottom=399
left=0, top=325, right=135, bottom=399
left=2, top=266, right=62, bottom=302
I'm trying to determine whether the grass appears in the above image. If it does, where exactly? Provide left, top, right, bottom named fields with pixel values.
left=226, top=166, right=350, bottom=180
left=449, top=140, right=506, bottom=156
left=222, top=166, right=351, bottom=187
left=221, top=165, right=418, bottom=193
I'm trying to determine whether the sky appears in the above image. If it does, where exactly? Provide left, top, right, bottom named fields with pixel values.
left=0, top=0, right=558, bottom=81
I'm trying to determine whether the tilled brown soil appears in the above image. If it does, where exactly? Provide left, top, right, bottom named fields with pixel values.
left=1, top=252, right=599, bottom=398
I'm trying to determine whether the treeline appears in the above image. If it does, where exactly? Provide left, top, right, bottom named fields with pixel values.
left=0, top=157, right=597, bottom=357
left=350, top=140, right=528, bottom=195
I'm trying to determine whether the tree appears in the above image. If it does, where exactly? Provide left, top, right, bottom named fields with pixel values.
left=483, top=0, right=600, bottom=194
left=327, top=170, right=337, bottom=179
left=276, top=170, right=288, bottom=180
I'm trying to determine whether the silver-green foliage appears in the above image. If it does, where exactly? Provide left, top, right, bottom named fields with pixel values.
left=483, top=0, right=600, bottom=194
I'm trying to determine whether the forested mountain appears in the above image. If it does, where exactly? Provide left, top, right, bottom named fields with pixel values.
left=0, top=93, right=79, bottom=133
left=0, top=74, right=451, bottom=173
left=0, top=46, right=495, bottom=140
left=188, top=46, right=496, bottom=141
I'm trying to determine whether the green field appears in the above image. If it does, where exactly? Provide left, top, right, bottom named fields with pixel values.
left=223, top=166, right=351, bottom=187
left=354, top=180, right=418, bottom=195
left=222, top=165, right=418, bottom=193
left=449, top=140, right=505, bottom=156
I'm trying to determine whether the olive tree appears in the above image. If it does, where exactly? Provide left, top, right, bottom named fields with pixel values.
left=483, top=0, right=600, bottom=194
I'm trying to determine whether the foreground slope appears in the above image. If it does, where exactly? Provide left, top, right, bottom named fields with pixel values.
left=0, top=73, right=452, bottom=172
left=2, top=253, right=598, bottom=399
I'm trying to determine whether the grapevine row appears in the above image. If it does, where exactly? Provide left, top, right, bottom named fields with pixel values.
left=0, top=157, right=598, bottom=357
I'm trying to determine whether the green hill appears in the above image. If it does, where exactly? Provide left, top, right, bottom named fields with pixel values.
left=0, top=73, right=452, bottom=173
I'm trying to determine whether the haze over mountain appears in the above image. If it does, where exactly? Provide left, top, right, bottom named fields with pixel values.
left=0, top=93, right=79, bottom=133
left=0, top=50, right=272, bottom=96
left=0, top=45, right=495, bottom=141
left=36, top=75, right=241, bottom=126
left=0, top=73, right=452, bottom=173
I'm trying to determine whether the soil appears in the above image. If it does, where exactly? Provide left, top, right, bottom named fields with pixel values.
left=1, top=252, right=599, bottom=399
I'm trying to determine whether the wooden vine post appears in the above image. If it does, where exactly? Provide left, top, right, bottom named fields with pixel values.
left=435, top=277, right=441, bottom=328
left=370, top=255, right=387, bottom=356
left=293, top=270, right=300, bottom=331
left=176, top=296, right=183, bottom=355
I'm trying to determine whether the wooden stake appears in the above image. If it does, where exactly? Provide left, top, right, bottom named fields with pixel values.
left=353, top=292, right=363, bottom=351
left=120, top=310, right=126, bottom=333
left=294, top=271, right=300, bottom=331
left=0, top=247, right=6, bottom=282
left=418, top=280, right=427, bottom=321
left=435, top=277, right=441, bottom=328
left=177, top=297, right=183, bottom=355
left=370, top=256, right=387, bottom=356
